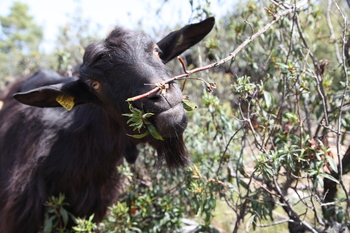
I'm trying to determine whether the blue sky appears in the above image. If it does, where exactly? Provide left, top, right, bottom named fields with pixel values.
left=0, top=0, right=232, bottom=52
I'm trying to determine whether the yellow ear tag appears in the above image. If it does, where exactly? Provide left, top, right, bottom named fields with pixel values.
left=56, top=94, right=75, bottom=111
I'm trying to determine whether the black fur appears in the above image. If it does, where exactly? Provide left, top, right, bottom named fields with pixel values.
left=0, top=18, right=214, bottom=233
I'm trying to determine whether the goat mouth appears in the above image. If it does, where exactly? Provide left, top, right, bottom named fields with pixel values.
left=152, top=102, right=188, bottom=138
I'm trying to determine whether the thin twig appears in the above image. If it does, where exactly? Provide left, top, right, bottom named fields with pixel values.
left=272, top=174, right=318, bottom=233
left=327, top=0, right=342, bottom=63
left=295, top=14, right=330, bottom=130
left=243, top=167, right=280, bottom=197
left=178, top=57, right=190, bottom=92
left=257, top=219, right=295, bottom=228
left=216, top=124, right=245, bottom=177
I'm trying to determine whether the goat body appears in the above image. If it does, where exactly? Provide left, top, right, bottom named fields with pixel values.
left=0, top=18, right=214, bottom=232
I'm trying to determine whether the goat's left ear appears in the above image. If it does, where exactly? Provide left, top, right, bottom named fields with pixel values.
left=157, top=17, right=215, bottom=63
left=13, top=80, right=97, bottom=110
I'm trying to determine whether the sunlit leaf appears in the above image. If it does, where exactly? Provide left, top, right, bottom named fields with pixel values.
left=322, top=173, right=339, bottom=184
left=263, top=90, right=272, bottom=108
left=246, top=214, right=256, bottom=232
left=182, top=100, right=198, bottom=111
left=326, top=155, right=338, bottom=173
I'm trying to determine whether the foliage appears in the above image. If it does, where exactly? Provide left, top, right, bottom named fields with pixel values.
left=187, top=0, right=350, bottom=232
left=53, top=10, right=102, bottom=74
left=123, top=103, right=164, bottom=140
left=99, top=160, right=187, bottom=233
left=0, top=1, right=43, bottom=88
left=43, top=193, right=71, bottom=233
left=43, top=193, right=97, bottom=233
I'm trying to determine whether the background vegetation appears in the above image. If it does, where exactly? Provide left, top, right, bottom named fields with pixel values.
left=1, top=0, right=350, bottom=232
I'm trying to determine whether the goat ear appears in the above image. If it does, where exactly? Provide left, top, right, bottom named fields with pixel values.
left=157, top=17, right=215, bottom=63
left=13, top=80, right=97, bottom=110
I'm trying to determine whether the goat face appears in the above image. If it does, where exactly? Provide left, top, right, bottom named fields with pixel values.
left=80, top=27, right=187, bottom=139
left=13, top=17, right=215, bottom=167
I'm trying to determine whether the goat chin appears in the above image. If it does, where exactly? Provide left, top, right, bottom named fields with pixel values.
left=155, top=133, right=189, bottom=169
left=151, top=103, right=189, bottom=169
left=153, top=103, right=188, bottom=138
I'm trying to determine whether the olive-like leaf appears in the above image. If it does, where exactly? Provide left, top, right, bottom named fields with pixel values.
left=326, top=155, right=338, bottom=173
left=127, top=131, right=150, bottom=139
left=147, top=124, right=164, bottom=141
left=182, top=100, right=198, bottom=111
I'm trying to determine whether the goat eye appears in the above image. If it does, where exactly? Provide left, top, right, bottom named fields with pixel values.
left=153, top=48, right=162, bottom=58
left=91, top=81, right=100, bottom=90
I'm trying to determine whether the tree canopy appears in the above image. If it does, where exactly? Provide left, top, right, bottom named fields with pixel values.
left=0, top=1, right=43, bottom=87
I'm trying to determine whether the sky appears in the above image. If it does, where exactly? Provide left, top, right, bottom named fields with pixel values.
left=0, top=0, right=233, bottom=52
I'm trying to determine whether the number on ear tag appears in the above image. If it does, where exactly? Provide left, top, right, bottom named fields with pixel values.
left=56, top=94, right=75, bottom=111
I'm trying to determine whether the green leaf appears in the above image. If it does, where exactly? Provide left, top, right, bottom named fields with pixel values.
left=326, top=155, right=338, bottom=173
left=43, top=216, right=55, bottom=233
left=142, top=112, right=154, bottom=119
left=263, top=91, right=272, bottom=108
left=147, top=124, right=164, bottom=141
left=127, top=131, right=150, bottom=139
left=238, top=179, right=249, bottom=189
left=275, top=62, right=289, bottom=69
left=246, top=214, right=255, bottom=232
left=182, top=100, right=198, bottom=111
left=314, top=175, right=324, bottom=188
left=322, top=173, right=339, bottom=184
left=284, top=112, right=298, bottom=123
left=60, top=207, right=69, bottom=228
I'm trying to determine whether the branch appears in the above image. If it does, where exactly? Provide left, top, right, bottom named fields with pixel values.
left=243, top=167, right=280, bottom=198
left=126, top=0, right=309, bottom=102
left=327, top=0, right=342, bottom=63
left=295, top=14, right=330, bottom=130
left=272, top=173, right=318, bottom=233
left=333, top=1, right=350, bottom=214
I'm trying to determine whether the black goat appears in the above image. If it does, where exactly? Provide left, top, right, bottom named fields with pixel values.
left=0, top=17, right=214, bottom=233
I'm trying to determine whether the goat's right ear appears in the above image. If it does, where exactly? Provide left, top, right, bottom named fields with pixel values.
left=157, top=17, right=215, bottom=63
left=13, top=80, right=97, bottom=110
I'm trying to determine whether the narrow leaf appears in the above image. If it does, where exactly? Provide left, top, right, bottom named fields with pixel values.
left=182, top=100, right=198, bottom=111
left=147, top=124, right=164, bottom=140
left=326, top=155, right=338, bottom=173
left=246, top=214, right=255, bottom=232
left=60, top=207, right=69, bottom=227
left=263, top=91, right=272, bottom=108
left=43, top=216, right=55, bottom=233
left=142, top=113, right=155, bottom=119
left=127, top=131, right=150, bottom=139
left=322, top=173, right=339, bottom=184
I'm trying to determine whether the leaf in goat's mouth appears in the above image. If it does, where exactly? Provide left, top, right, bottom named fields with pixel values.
left=145, top=123, right=164, bottom=140
left=123, top=103, right=164, bottom=140
left=182, top=99, right=198, bottom=111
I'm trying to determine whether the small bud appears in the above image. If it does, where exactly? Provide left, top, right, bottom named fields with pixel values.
left=206, top=83, right=213, bottom=93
